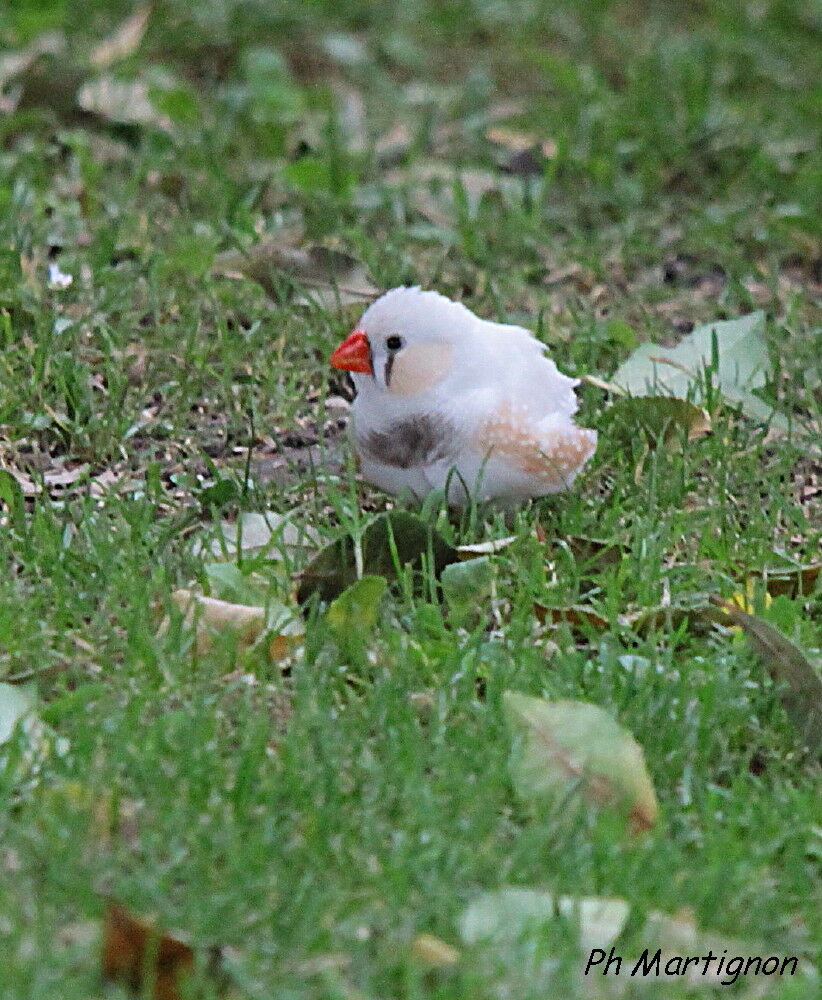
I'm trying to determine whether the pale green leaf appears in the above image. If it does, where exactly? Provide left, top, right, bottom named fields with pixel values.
left=196, top=509, right=320, bottom=559
left=441, top=556, right=493, bottom=623
left=611, top=312, right=789, bottom=430
left=0, top=682, right=36, bottom=745
left=460, top=888, right=630, bottom=954
left=502, top=691, right=659, bottom=833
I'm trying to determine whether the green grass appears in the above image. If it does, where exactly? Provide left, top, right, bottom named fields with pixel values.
left=0, top=1, right=820, bottom=997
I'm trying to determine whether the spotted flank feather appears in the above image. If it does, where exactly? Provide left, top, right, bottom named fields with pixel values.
left=477, top=402, right=597, bottom=490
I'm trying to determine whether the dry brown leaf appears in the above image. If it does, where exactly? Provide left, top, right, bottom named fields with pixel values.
left=89, top=469, right=123, bottom=497
left=101, top=901, right=194, bottom=1000
left=608, top=396, right=712, bottom=447
left=268, top=632, right=303, bottom=662
left=171, top=589, right=265, bottom=651
left=170, top=589, right=304, bottom=661
left=756, top=564, right=821, bottom=599
left=0, top=461, right=90, bottom=497
left=90, top=5, right=152, bottom=69
left=44, top=463, right=90, bottom=488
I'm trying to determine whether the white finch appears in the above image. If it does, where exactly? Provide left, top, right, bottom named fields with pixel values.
left=329, top=287, right=597, bottom=507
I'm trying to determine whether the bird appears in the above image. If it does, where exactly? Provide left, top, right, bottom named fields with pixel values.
left=329, top=287, right=597, bottom=508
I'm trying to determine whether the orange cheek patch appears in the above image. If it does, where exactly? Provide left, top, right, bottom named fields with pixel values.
left=477, top=403, right=597, bottom=488
left=388, top=342, right=453, bottom=397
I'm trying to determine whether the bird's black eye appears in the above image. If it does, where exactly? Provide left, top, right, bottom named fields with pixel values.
left=385, top=335, right=403, bottom=351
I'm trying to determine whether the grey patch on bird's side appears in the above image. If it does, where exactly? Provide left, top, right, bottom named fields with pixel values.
left=360, top=414, right=456, bottom=469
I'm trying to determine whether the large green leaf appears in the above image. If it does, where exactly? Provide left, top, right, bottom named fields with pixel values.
left=611, top=312, right=788, bottom=430
left=297, top=511, right=459, bottom=604
left=503, top=691, right=659, bottom=833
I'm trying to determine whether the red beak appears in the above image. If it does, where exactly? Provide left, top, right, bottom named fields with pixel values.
left=330, top=329, right=372, bottom=374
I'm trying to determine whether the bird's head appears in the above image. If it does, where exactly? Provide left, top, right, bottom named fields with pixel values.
left=330, top=287, right=478, bottom=398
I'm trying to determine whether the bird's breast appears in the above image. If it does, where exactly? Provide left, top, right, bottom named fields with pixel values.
left=356, top=412, right=457, bottom=469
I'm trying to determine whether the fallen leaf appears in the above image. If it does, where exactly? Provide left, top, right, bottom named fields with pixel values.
left=607, top=396, right=711, bottom=447
left=503, top=691, right=659, bottom=833
left=90, top=5, right=152, bottom=69
left=196, top=509, right=320, bottom=559
left=77, top=76, right=173, bottom=131
left=459, top=889, right=814, bottom=994
left=611, top=312, right=789, bottom=431
left=170, top=590, right=302, bottom=659
left=460, top=889, right=630, bottom=953
left=635, top=908, right=815, bottom=989
left=411, top=933, right=460, bottom=967
left=101, top=901, right=194, bottom=1000
left=326, top=575, right=387, bottom=632
left=172, top=589, right=265, bottom=645
left=213, top=239, right=377, bottom=305
left=626, top=602, right=726, bottom=637
left=203, top=562, right=271, bottom=606
left=712, top=598, right=822, bottom=757
left=89, top=468, right=123, bottom=497
left=754, top=564, right=821, bottom=599
left=297, top=511, right=458, bottom=605
left=43, top=462, right=90, bottom=487
left=0, top=682, right=36, bottom=745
